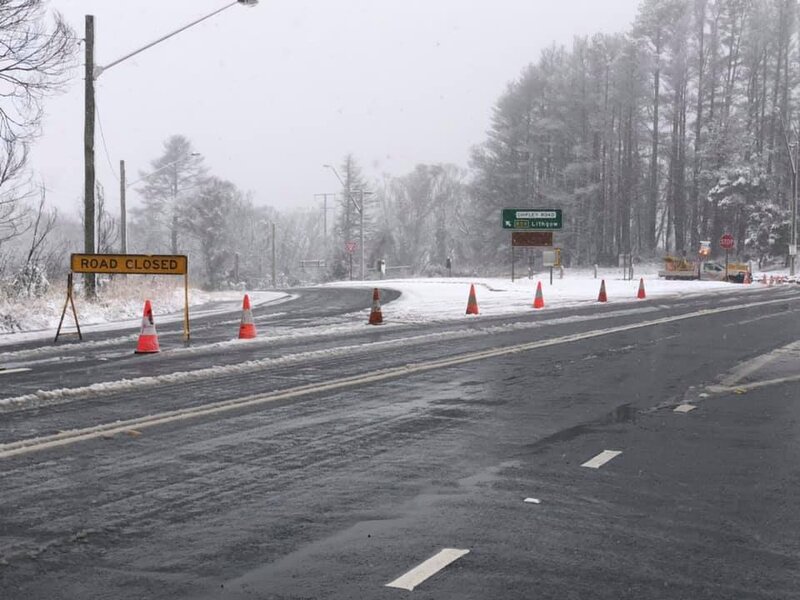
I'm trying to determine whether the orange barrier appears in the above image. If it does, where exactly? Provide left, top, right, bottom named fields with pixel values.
left=239, top=294, right=257, bottom=339
left=369, top=288, right=383, bottom=325
left=466, top=284, right=479, bottom=315
left=533, top=281, right=545, bottom=309
left=597, top=279, right=608, bottom=303
left=135, top=300, right=160, bottom=354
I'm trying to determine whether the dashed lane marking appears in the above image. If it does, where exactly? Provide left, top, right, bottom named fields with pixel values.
left=0, top=368, right=31, bottom=375
left=581, top=450, right=622, bottom=469
left=674, top=404, right=697, bottom=413
left=386, top=548, right=469, bottom=591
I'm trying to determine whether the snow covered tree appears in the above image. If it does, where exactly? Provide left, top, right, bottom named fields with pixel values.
left=0, top=1, right=76, bottom=254
left=177, top=177, right=243, bottom=289
left=133, top=135, right=207, bottom=254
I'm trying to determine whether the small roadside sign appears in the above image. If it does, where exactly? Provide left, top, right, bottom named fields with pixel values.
left=511, top=231, right=553, bottom=247
left=720, top=234, right=734, bottom=250
left=542, top=249, right=560, bottom=267
left=345, top=241, right=357, bottom=254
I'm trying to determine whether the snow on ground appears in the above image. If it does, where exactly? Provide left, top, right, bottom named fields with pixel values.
left=326, top=266, right=783, bottom=322
left=0, top=265, right=790, bottom=348
left=0, top=277, right=288, bottom=343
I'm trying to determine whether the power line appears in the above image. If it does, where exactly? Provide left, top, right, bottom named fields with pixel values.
left=94, top=100, right=119, bottom=182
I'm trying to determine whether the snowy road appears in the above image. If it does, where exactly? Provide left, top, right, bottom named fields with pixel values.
left=1, top=284, right=799, bottom=598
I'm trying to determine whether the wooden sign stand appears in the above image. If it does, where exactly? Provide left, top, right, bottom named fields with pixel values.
left=54, top=273, right=83, bottom=343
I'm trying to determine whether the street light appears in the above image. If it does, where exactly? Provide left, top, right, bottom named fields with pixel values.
left=84, top=0, right=257, bottom=296
left=118, top=153, right=201, bottom=253
left=323, top=164, right=372, bottom=280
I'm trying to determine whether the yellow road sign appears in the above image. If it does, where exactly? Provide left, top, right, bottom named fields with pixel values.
left=70, top=254, right=187, bottom=275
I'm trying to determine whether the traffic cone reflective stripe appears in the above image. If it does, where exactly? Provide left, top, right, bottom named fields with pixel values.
left=369, top=288, right=383, bottom=325
left=135, top=300, right=160, bottom=354
left=637, top=278, right=646, bottom=299
left=466, top=284, right=479, bottom=315
left=533, top=281, right=545, bottom=309
left=239, top=294, right=257, bottom=339
left=597, top=279, right=608, bottom=303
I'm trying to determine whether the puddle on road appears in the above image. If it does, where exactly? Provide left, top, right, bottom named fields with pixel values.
left=524, top=402, right=637, bottom=454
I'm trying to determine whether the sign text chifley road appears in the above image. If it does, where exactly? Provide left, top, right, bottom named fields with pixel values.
left=502, top=209, right=563, bottom=230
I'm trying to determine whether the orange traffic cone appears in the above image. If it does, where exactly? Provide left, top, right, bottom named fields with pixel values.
left=238, top=294, right=257, bottom=339
left=533, top=281, right=545, bottom=309
left=368, top=288, right=383, bottom=325
left=134, top=300, right=160, bottom=354
left=637, top=278, right=646, bottom=299
left=597, top=279, right=608, bottom=303
left=466, top=284, right=479, bottom=315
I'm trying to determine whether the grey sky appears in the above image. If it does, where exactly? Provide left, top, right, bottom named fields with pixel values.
left=32, top=0, right=638, bottom=217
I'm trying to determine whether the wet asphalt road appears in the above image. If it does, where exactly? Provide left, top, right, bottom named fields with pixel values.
left=1, top=284, right=799, bottom=599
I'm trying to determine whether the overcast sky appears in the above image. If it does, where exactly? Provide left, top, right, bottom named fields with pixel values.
left=32, top=0, right=638, bottom=217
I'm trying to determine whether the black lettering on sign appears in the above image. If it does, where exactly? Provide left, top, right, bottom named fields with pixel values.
left=80, top=258, right=90, bottom=269
left=169, top=260, right=178, bottom=271
left=125, top=259, right=135, bottom=270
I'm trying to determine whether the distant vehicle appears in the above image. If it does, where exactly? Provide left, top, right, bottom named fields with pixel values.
left=658, top=256, right=751, bottom=283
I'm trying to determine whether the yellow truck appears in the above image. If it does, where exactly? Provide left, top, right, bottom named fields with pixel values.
left=658, top=256, right=751, bottom=283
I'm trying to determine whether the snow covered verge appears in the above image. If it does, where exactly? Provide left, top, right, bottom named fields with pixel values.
left=325, top=267, right=789, bottom=322
left=0, top=277, right=287, bottom=336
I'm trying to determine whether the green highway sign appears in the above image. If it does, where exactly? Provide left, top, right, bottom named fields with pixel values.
left=502, top=208, right=562, bottom=230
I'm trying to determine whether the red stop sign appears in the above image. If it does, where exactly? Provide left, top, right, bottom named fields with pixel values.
left=720, top=233, right=735, bottom=250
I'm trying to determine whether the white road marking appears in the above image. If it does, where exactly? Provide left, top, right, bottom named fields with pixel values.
left=708, top=373, right=800, bottom=395
left=719, top=343, right=800, bottom=386
left=386, top=548, right=469, bottom=591
left=674, top=404, right=696, bottom=413
left=2, top=294, right=799, bottom=458
left=581, top=450, right=622, bottom=469
left=523, top=497, right=541, bottom=504
left=0, top=368, right=31, bottom=375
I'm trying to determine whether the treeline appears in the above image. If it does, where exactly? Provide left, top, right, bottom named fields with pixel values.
left=470, top=0, right=799, bottom=266
left=128, top=135, right=324, bottom=289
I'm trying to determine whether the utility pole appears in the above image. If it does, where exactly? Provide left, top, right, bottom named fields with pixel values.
left=781, top=121, right=798, bottom=275
left=271, top=221, right=277, bottom=287
left=314, top=193, right=336, bottom=242
left=119, top=159, right=127, bottom=253
left=359, top=189, right=365, bottom=280
left=351, top=189, right=373, bottom=281
left=793, top=141, right=798, bottom=276
left=322, top=164, right=371, bottom=280
left=84, top=15, right=96, bottom=297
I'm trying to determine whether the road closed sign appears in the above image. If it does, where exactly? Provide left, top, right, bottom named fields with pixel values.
left=70, top=254, right=188, bottom=275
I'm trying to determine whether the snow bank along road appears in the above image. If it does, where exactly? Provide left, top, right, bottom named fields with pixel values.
left=1, top=284, right=799, bottom=598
